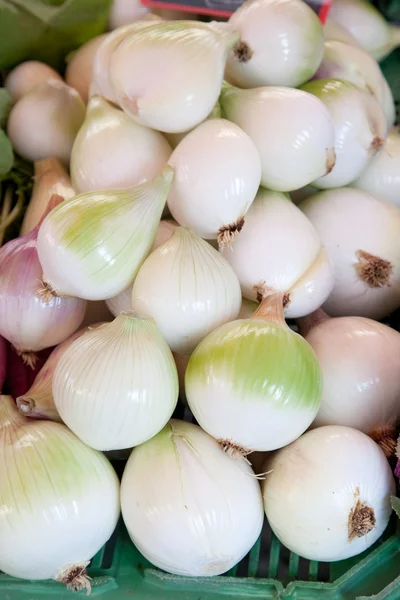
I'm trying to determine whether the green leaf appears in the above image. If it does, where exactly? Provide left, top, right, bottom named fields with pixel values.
left=0, top=129, right=14, bottom=176
left=0, top=0, right=113, bottom=72
left=0, top=89, right=12, bottom=128
left=391, top=496, right=400, bottom=519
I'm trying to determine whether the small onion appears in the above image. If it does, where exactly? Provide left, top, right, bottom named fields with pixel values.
left=5, top=61, right=62, bottom=102
left=352, top=128, right=400, bottom=208
left=167, top=118, right=261, bottom=243
left=65, top=35, right=108, bottom=103
left=300, top=188, right=400, bottom=319
left=220, top=187, right=334, bottom=318
left=108, top=0, right=149, bottom=29
left=53, top=314, right=178, bottom=450
left=7, top=79, right=85, bottom=165
left=186, top=293, right=322, bottom=454
left=226, top=0, right=324, bottom=89
left=121, top=419, right=264, bottom=576
left=263, top=425, right=395, bottom=561
left=219, top=83, right=335, bottom=192
left=298, top=310, right=400, bottom=456
left=71, top=96, right=172, bottom=194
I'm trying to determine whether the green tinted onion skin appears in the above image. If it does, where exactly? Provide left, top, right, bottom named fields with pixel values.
left=186, top=293, right=322, bottom=453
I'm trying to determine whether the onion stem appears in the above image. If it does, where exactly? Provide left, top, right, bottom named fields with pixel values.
left=252, top=292, right=286, bottom=324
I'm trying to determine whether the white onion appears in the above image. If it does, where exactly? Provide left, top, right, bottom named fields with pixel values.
left=70, top=96, right=172, bottom=194
left=109, top=21, right=239, bottom=133
left=220, top=187, right=334, bottom=318
left=329, top=0, right=400, bottom=61
left=121, top=419, right=264, bottom=576
left=167, top=118, right=261, bottom=242
left=109, top=0, right=149, bottom=29
left=92, top=15, right=162, bottom=104
left=65, top=35, right=108, bottom=102
left=324, top=19, right=361, bottom=47
left=132, top=227, right=242, bottom=354
left=300, top=188, right=400, bottom=319
left=226, top=0, right=324, bottom=88
left=263, top=425, right=395, bottom=561
left=163, top=100, right=222, bottom=149
left=300, top=79, right=387, bottom=189
left=53, top=314, right=178, bottom=450
left=314, top=40, right=393, bottom=127
left=352, top=128, right=400, bottom=208
left=186, top=293, right=322, bottom=453
left=7, top=79, right=85, bottom=165
left=5, top=61, right=62, bottom=102
left=37, top=166, right=174, bottom=301
left=299, top=312, right=400, bottom=448
left=219, top=84, right=335, bottom=192
left=105, top=219, right=178, bottom=316
left=0, top=395, right=120, bottom=590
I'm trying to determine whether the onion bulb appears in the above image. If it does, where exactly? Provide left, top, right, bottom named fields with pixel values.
left=324, top=19, right=361, bottom=47
left=65, top=35, right=107, bottom=103
left=5, top=61, right=62, bottom=102
left=163, top=100, right=222, bottom=149
left=220, top=188, right=334, bottom=318
left=92, top=15, right=162, bottom=104
left=53, top=314, right=178, bottom=450
left=298, top=310, right=400, bottom=456
left=37, top=166, right=174, bottom=301
left=0, top=198, right=86, bottom=367
left=7, top=79, right=85, bottom=165
left=109, top=21, right=239, bottom=133
left=20, top=158, right=75, bottom=236
left=106, top=219, right=178, bottom=317
left=167, top=119, right=261, bottom=243
left=109, top=0, right=149, bottom=29
left=186, top=293, right=322, bottom=454
left=220, top=83, right=335, bottom=192
left=300, top=188, right=400, bottom=319
left=71, top=96, right=171, bottom=194
left=328, top=0, right=400, bottom=61
left=121, top=419, right=263, bottom=576
left=0, top=337, right=6, bottom=393
left=132, top=227, right=242, bottom=354
left=300, top=79, right=387, bottom=189
left=352, top=128, right=400, bottom=208
left=263, top=425, right=395, bottom=561
left=0, top=395, right=120, bottom=590
left=314, top=40, right=394, bottom=127
left=226, top=0, right=324, bottom=89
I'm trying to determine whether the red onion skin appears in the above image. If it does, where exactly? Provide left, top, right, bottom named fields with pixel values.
left=0, top=336, right=7, bottom=393
left=0, top=226, right=86, bottom=356
left=5, top=344, right=53, bottom=399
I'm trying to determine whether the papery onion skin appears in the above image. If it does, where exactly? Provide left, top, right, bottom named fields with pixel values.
left=167, top=119, right=261, bottom=240
left=263, top=425, right=395, bottom=561
left=0, top=395, right=120, bottom=585
left=5, top=61, right=62, bottom=102
left=0, top=227, right=86, bottom=359
left=186, top=296, right=322, bottom=452
left=7, top=79, right=85, bottom=165
left=352, top=128, right=400, bottom=208
left=121, top=419, right=264, bottom=576
left=300, top=79, right=387, bottom=189
left=53, top=315, right=178, bottom=451
left=71, top=96, right=172, bottom=194
left=92, top=15, right=163, bottom=104
left=37, top=166, right=174, bottom=301
left=300, top=314, right=400, bottom=435
left=132, top=227, right=242, bottom=354
left=300, top=188, right=400, bottom=319
left=220, top=188, right=334, bottom=318
left=20, top=158, right=75, bottom=236
left=226, top=0, right=324, bottom=89
left=220, top=84, right=335, bottom=192
left=109, top=21, right=239, bottom=133
left=65, top=35, right=108, bottom=103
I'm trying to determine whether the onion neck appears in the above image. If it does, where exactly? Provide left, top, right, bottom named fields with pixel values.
left=297, top=309, right=330, bottom=337
left=34, top=157, right=66, bottom=179
left=0, top=395, right=26, bottom=429
left=251, top=292, right=286, bottom=326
